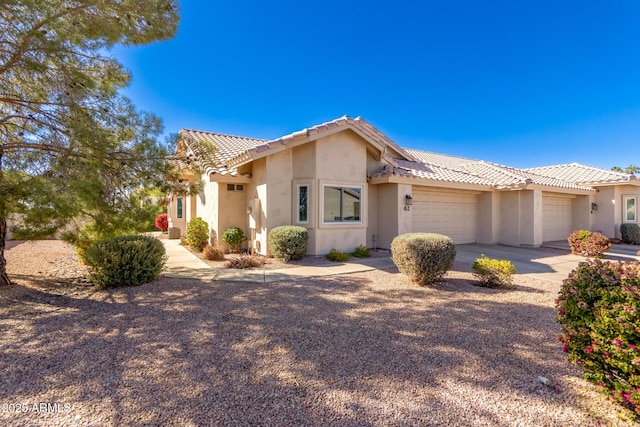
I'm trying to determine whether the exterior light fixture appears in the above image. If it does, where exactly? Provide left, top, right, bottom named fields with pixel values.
left=405, top=195, right=413, bottom=206
left=247, top=206, right=252, bottom=214
left=591, top=203, right=598, bottom=211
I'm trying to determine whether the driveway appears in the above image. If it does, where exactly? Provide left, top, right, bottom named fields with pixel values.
left=455, top=241, right=640, bottom=283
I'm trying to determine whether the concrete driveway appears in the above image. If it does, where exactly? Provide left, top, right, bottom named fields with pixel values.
left=455, top=242, right=640, bottom=283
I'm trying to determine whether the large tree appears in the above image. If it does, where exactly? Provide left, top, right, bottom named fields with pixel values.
left=0, top=0, right=181, bottom=286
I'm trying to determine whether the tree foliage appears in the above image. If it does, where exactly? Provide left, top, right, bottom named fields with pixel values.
left=0, top=0, right=182, bottom=286
left=612, top=165, right=640, bottom=174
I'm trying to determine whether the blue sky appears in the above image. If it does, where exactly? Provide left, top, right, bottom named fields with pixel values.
left=114, top=0, right=640, bottom=170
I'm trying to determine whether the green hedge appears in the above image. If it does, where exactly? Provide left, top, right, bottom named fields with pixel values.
left=84, top=235, right=167, bottom=290
left=268, top=225, right=308, bottom=261
left=472, top=255, right=516, bottom=288
left=391, top=233, right=456, bottom=286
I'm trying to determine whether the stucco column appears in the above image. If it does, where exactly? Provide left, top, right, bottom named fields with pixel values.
left=520, top=190, right=542, bottom=247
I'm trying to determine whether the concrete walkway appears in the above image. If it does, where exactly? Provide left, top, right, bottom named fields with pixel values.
left=161, top=239, right=396, bottom=283
left=162, top=238, right=640, bottom=284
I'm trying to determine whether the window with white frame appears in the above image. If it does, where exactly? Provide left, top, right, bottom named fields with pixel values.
left=297, top=185, right=309, bottom=224
left=624, top=196, right=637, bottom=223
left=323, top=185, right=361, bottom=223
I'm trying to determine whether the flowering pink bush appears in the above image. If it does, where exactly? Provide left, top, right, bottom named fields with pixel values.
left=154, top=213, right=168, bottom=232
left=556, top=259, right=640, bottom=417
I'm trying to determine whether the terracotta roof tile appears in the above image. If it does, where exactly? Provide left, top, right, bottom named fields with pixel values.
left=178, top=129, right=266, bottom=175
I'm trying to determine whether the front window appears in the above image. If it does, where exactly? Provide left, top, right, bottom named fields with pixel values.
left=323, top=186, right=361, bottom=223
left=624, top=196, right=637, bottom=222
left=177, top=197, right=183, bottom=219
left=297, top=185, right=309, bottom=224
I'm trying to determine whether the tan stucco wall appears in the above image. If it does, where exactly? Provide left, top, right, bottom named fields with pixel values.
left=248, top=158, right=267, bottom=254
left=615, top=185, right=640, bottom=237
left=520, top=190, right=542, bottom=247
left=266, top=149, right=293, bottom=231
left=312, top=131, right=368, bottom=254
left=586, top=185, right=640, bottom=238
left=572, top=195, right=592, bottom=234
left=499, top=191, right=521, bottom=246
left=217, top=184, right=248, bottom=250
left=376, top=184, right=400, bottom=250
left=477, top=191, right=501, bottom=244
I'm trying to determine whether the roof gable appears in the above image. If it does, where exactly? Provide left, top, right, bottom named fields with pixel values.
left=226, top=115, right=414, bottom=168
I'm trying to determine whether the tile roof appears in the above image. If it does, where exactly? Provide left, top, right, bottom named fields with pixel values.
left=178, top=129, right=267, bottom=175
left=525, top=163, right=637, bottom=185
left=172, top=116, right=619, bottom=192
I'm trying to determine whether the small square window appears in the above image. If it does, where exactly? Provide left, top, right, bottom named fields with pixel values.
left=227, top=184, right=235, bottom=191
left=236, top=184, right=244, bottom=191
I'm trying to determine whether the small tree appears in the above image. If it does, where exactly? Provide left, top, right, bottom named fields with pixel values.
left=0, top=1, right=180, bottom=286
left=155, top=214, right=169, bottom=232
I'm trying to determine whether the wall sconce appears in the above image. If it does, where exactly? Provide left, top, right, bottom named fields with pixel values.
left=405, top=195, right=413, bottom=206
left=247, top=206, right=252, bottom=214
left=591, top=203, right=598, bottom=211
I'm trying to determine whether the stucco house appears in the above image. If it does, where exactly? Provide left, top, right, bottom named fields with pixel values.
left=167, top=115, right=640, bottom=255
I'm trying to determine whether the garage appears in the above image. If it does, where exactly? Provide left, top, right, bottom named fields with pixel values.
left=412, top=189, right=478, bottom=244
left=542, top=195, right=573, bottom=241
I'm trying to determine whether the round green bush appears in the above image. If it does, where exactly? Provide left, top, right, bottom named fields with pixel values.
left=326, top=249, right=349, bottom=262
left=557, top=259, right=640, bottom=416
left=84, top=235, right=167, bottom=290
left=222, top=227, right=246, bottom=253
left=268, top=225, right=308, bottom=261
left=621, top=223, right=640, bottom=245
left=391, top=233, right=456, bottom=286
left=186, top=217, right=209, bottom=252
left=472, top=255, right=517, bottom=288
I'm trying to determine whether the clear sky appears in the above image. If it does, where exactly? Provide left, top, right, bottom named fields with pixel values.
left=114, top=0, right=640, bottom=170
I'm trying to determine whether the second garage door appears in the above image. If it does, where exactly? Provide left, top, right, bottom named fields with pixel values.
left=542, top=195, right=573, bottom=241
left=412, top=189, right=478, bottom=244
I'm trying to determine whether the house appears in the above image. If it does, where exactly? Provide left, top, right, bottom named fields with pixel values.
left=167, top=115, right=640, bottom=255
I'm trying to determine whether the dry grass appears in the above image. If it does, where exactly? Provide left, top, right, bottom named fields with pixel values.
left=0, top=240, right=636, bottom=426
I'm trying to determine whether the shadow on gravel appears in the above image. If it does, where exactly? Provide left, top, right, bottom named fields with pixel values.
left=0, top=272, right=625, bottom=426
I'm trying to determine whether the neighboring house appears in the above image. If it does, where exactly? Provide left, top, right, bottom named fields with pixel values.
left=167, top=115, right=640, bottom=255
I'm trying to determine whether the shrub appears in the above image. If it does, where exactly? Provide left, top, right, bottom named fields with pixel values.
left=351, top=245, right=371, bottom=258
left=186, top=217, right=209, bottom=252
left=326, top=249, right=350, bottom=262
left=203, top=244, right=225, bottom=261
left=472, top=255, right=517, bottom=288
left=224, top=254, right=265, bottom=269
left=268, top=225, right=308, bottom=261
left=556, top=259, right=640, bottom=417
left=567, top=230, right=611, bottom=258
left=621, top=223, right=640, bottom=245
left=84, top=235, right=167, bottom=290
left=391, top=233, right=456, bottom=286
left=154, top=213, right=168, bottom=232
left=222, top=227, right=246, bottom=253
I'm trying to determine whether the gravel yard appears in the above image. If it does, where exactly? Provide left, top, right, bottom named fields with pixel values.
left=0, top=240, right=636, bottom=426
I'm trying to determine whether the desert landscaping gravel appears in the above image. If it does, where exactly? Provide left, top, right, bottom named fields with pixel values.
left=0, top=240, right=636, bottom=426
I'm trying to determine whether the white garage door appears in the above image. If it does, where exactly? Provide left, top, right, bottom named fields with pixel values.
left=543, top=196, right=572, bottom=241
left=412, top=189, right=477, bottom=244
